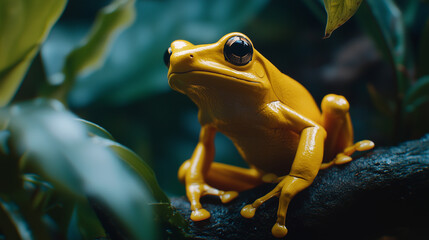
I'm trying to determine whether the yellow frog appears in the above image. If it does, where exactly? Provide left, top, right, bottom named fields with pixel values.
left=165, top=32, right=374, bottom=238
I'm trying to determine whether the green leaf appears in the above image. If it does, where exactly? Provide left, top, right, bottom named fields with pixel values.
left=404, top=75, right=429, bottom=113
left=323, top=0, right=363, bottom=38
left=2, top=99, right=157, bottom=240
left=0, top=0, right=67, bottom=107
left=80, top=119, right=167, bottom=201
left=90, top=136, right=189, bottom=235
left=83, top=121, right=189, bottom=236
left=100, top=138, right=168, bottom=202
left=82, top=120, right=189, bottom=235
left=49, top=0, right=136, bottom=102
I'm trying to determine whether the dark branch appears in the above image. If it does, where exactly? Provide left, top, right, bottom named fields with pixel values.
left=171, top=134, right=429, bottom=240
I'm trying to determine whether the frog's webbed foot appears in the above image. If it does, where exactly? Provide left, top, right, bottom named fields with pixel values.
left=320, top=140, right=375, bottom=170
left=181, top=161, right=239, bottom=221
left=180, top=159, right=264, bottom=221
left=241, top=175, right=315, bottom=238
left=240, top=181, right=283, bottom=218
left=241, top=179, right=288, bottom=237
left=187, top=181, right=238, bottom=221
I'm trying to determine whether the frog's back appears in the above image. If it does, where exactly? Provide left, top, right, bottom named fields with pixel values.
left=266, top=61, right=321, bottom=123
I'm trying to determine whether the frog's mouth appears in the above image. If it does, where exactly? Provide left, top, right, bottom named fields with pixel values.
left=169, top=70, right=260, bottom=84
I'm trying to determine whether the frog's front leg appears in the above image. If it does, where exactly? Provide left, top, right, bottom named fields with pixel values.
left=180, top=125, right=265, bottom=221
left=182, top=125, right=221, bottom=220
left=242, top=126, right=327, bottom=238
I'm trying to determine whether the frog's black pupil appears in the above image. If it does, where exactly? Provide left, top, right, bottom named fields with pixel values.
left=230, top=40, right=250, bottom=57
left=164, top=47, right=172, bottom=67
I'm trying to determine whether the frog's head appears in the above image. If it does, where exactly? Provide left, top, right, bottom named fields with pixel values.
left=165, top=33, right=277, bottom=103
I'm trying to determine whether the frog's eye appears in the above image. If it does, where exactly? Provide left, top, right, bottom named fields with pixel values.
left=224, top=36, right=253, bottom=66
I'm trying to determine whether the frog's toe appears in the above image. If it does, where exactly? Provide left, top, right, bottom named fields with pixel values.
left=334, top=153, right=352, bottom=165
left=356, top=140, right=375, bottom=151
left=191, top=208, right=211, bottom=221
left=271, top=223, right=288, bottom=238
left=240, top=204, right=256, bottom=218
left=220, top=191, right=238, bottom=203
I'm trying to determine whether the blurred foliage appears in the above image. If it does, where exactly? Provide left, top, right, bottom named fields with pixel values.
left=45, top=0, right=137, bottom=103
left=357, top=0, right=429, bottom=141
left=0, top=99, right=187, bottom=239
left=0, top=0, right=190, bottom=239
left=306, top=0, right=429, bottom=142
left=303, top=0, right=429, bottom=141
left=1, top=0, right=429, bottom=239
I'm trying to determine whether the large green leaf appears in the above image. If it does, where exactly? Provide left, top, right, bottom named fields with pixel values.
left=1, top=99, right=157, bottom=240
left=48, top=0, right=136, bottom=102
left=105, top=140, right=189, bottom=235
left=82, top=119, right=189, bottom=236
left=0, top=0, right=67, bottom=107
left=79, top=119, right=167, bottom=202
left=93, top=137, right=168, bottom=202
left=323, top=0, right=363, bottom=38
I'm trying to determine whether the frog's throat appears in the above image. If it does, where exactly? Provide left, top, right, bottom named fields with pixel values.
left=169, top=70, right=261, bottom=84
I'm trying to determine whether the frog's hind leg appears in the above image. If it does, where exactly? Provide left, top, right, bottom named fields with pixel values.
left=179, top=160, right=263, bottom=195
left=321, top=140, right=375, bottom=169
left=320, top=94, right=374, bottom=170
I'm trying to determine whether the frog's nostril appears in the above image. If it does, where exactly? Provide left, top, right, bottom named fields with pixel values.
left=164, top=47, right=172, bottom=67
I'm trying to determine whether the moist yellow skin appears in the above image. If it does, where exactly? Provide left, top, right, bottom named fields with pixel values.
left=167, top=32, right=374, bottom=238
